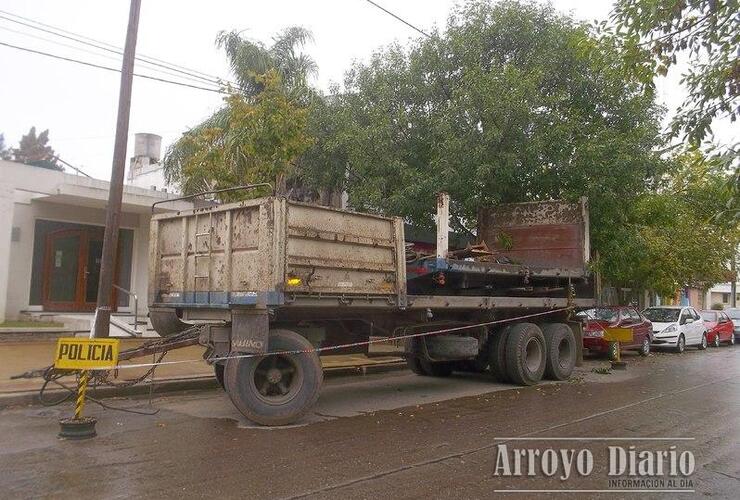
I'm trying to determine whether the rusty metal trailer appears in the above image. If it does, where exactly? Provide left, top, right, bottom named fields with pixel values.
left=148, top=191, right=594, bottom=425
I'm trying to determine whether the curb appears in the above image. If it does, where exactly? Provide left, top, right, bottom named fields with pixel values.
left=0, top=361, right=408, bottom=409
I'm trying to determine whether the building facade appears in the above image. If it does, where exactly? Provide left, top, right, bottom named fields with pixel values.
left=706, top=282, right=740, bottom=309
left=0, top=157, right=189, bottom=323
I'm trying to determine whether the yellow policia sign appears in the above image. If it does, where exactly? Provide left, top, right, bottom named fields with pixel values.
left=603, top=327, right=634, bottom=343
left=54, top=338, right=120, bottom=370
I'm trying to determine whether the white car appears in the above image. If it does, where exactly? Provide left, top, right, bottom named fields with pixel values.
left=642, top=306, right=707, bottom=353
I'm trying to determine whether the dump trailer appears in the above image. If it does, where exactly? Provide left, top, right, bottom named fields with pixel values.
left=148, top=190, right=594, bottom=425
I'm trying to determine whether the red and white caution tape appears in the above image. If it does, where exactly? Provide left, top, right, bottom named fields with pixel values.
left=104, top=307, right=574, bottom=371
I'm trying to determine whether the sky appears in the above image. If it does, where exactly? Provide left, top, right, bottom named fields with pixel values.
left=0, top=0, right=733, bottom=181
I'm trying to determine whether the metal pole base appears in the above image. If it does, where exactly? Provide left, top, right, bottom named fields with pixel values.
left=58, top=416, right=97, bottom=440
left=610, top=360, right=628, bottom=370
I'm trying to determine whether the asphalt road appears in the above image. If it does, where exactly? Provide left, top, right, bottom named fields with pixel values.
left=1, top=346, right=738, bottom=499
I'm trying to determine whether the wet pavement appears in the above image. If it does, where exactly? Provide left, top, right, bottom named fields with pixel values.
left=1, top=345, right=738, bottom=499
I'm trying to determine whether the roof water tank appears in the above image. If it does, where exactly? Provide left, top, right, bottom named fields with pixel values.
left=133, top=133, right=162, bottom=161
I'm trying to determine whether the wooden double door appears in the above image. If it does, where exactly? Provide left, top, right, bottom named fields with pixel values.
left=42, top=227, right=114, bottom=312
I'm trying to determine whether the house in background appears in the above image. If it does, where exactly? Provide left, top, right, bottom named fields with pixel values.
left=706, top=282, right=740, bottom=309
left=0, top=133, right=190, bottom=329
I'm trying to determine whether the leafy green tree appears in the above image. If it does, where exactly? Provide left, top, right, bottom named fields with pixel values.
left=609, top=0, right=739, bottom=145
left=163, top=27, right=317, bottom=192
left=164, top=71, right=312, bottom=198
left=326, top=0, right=667, bottom=277
left=12, top=127, right=63, bottom=171
left=611, top=150, right=739, bottom=295
left=297, top=91, right=353, bottom=206
left=216, top=27, right=317, bottom=98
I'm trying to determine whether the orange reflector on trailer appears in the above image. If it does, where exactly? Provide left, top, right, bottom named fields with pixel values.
left=286, top=277, right=302, bottom=287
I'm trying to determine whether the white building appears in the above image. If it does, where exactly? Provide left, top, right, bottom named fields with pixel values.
left=706, top=282, right=740, bottom=309
left=0, top=135, right=189, bottom=325
left=127, top=133, right=175, bottom=193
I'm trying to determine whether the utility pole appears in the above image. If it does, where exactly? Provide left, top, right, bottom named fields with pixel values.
left=732, top=251, right=737, bottom=309
left=94, top=0, right=142, bottom=338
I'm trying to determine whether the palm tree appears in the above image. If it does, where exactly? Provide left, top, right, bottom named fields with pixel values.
left=217, top=27, right=317, bottom=97
left=163, top=27, right=317, bottom=189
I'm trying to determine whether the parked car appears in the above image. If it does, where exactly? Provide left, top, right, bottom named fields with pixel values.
left=578, top=306, right=653, bottom=358
left=700, top=310, right=735, bottom=347
left=725, top=308, right=740, bottom=344
left=642, top=306, right=707, bottom=353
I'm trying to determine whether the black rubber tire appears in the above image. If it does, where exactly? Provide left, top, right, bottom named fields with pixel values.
left=698, top=333, right=707, bottom=350
left=639, top=337, right=650, bottom=357
left=224, top=329, right=323, bottom=426
left=540, top=323, right=576, bottom=381
left=712, top=334, right=720, bottom=348
left=489, top=325, right=512, bottom=383
left=505, top=322, right=546, bottom=386
left=214, top=363, right=225, bottom=390
left=676, top=334, right=686, bottom=353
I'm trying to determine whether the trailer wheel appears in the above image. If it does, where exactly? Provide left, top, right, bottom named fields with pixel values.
left=224, top=329, right=323, bottom=426
left=489, top=325, right=512, bottom=383
left=505, top=322, right=546, bottom=386
left=540, top=323, right=576, bottom=381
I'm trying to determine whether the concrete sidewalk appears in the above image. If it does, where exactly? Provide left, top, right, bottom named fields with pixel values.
left=0, top=336, right=405, bottom=404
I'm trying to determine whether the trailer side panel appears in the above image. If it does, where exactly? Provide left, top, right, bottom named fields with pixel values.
left=478, top=198, right=590, bottom=274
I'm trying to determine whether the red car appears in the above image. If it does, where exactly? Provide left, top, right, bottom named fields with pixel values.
left=578, top=306, right=653, bottom=358
left=700, top=310, right=735, bottom=347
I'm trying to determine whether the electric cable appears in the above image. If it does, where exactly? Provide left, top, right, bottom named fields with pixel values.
left=0, top=11, right=238, bottom=88
left=361, top=0, right=431, bottom=38
left=0, top=40, right=229, bottom=94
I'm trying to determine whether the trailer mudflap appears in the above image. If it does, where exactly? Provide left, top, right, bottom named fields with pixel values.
left=231, top=309, right=269, bottom=354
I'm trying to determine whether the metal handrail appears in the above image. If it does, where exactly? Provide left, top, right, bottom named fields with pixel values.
left=113, top=284, right=140, bottom=334
left=150, top=183, right=274, bottom=213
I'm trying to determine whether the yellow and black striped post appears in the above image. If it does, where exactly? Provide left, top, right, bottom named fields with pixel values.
left=74, top=370, right=90, bottom=420
left=605, top=328, right=631, bottom=370
left=58, top=369, right=97, bottom=439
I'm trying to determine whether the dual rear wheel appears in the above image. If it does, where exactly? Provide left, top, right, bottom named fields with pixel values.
left=490, top=322, right=575, bottom=385
left=408, top=321, right=576, bottom=386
